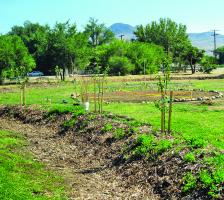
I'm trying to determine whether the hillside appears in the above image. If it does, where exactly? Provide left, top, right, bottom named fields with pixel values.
left=109, top=23, right=136, bottom=40
left=189, top=32, right=224, bottom=53
left=109, top=23, right=224, bottom=53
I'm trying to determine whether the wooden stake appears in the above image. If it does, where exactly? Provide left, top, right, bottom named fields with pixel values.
left=168, top=91, right=173, bottom=134
left=93, top=78, right=96, bottom=112
left=161, top=91, right=165, bottom=134
left=100, top=77, right=104, bottom=113
left=20, top=88, right=23, bottom=108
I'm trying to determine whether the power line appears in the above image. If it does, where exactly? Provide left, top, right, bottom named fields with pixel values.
left=211, top=30, right=219, bottom=58
left=119, top=34, right=125, bottom=40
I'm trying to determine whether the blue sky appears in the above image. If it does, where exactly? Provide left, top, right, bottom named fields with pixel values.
left=1, top=0, right=224, bottom=34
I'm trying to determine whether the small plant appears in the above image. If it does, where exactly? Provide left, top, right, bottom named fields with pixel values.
left=114, top=128, right=126, bottom=139
left=184, top=152, right=196, bottom=163
left=128, top=120, right=142, bottom=127
left=182, top=172, right=197, bottom=193
left=132, top=134, right=155, bottom=156
left=199, top=170, right=213, bottom=188
left=128, top=126, right=139, bottom=134
left=62, top=118, right=76, bottom=130
left=102, top=123, right=113, bottom=132
left=155, top=139, right=172, bottom=154
left=185, top=136, right=208, bottom=148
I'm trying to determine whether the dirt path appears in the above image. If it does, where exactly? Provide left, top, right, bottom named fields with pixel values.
left=0, top=117, right=158, bottom=200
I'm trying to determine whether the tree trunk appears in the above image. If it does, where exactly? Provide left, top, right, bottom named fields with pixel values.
left=190, top=57, right=195, bottom=74
left=0, top=71, right=4, bottom=85
left=62, top=68, right=65, bottom=81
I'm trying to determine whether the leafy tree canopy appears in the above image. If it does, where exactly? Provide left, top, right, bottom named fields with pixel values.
left=0, top=35, right=35, bottom=83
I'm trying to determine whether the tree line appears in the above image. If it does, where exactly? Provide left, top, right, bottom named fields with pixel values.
left=0, top=18, right=220, bottom=83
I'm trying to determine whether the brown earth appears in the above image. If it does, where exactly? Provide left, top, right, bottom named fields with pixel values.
left=0, top=109, right=158, bottom=200
left=0, top=106, right=214, bottom=200
left=89, top=90, right=217, bottom=102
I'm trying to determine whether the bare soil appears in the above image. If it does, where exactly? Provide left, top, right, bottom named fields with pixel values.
left=0, top=106, right=214, bottom=200
left=89, top=90, right=216, bottom=102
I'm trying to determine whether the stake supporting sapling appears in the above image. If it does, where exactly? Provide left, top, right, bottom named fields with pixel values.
left=155, top=57, right=172, bottom=134
left=168, top=91, right=173, bottom=134
left=20, top=76, right=29, bottom=107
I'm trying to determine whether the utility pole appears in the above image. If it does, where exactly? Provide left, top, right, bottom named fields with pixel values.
left=211, top=30, right=219, bottom=58
left=119, top=34, right=125, bottom=40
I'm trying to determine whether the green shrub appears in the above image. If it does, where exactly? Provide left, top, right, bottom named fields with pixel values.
left=182, top=172, right=197, bottom=193
left=108, top=56, right=134, bottom=76
left=184, top=152, right=196, bottom=163
left=73, top=105, right=85, bottom=116
left=114, top=128, right=126, bottom=139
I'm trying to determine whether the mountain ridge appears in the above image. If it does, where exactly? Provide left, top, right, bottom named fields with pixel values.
left=109, top=23, right=224, bottom=53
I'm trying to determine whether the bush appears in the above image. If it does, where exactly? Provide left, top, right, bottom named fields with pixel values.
left=200, top=56, right=218, bottom=74
left=108, top=56, right=134, bottom=76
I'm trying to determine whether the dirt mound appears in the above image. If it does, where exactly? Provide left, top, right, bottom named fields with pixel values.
left=0, top=106, right=220, bottom=199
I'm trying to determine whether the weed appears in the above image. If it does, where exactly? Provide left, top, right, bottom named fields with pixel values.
left=199, top=170, right=213, bottom=188
left=62, top=118, right=76, bottom=130
left=155, top=139, right=172, bottom=154
left=131, top=134, right=172, bottom=158
left=185, top=136, right=208, bottom=148
left=184, top=152, right=196, bottom=163
left=132, top=134, right=155, bottom=156
left=182, top=172, right=197, bottom=193
left=114, top=128, right=126, bottom=139
left=128, top=126, right=139, bottom=134
left=102, top=123, right=113, bottom=132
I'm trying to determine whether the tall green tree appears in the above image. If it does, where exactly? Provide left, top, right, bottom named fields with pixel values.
left=216, top=46, right=224, bottom=64
left=181, top=45, right=204, bottom=74
left=0, top=35, right=35, bottom=84
left=200, top=55, right=217, bottom=73
left=84, top=18, right=114, bottom=47
left=48, top=21, right=91, bottom=80
left=134, top=18, right=190, bottom=62
left=95, top=39, right=166, bottom=75
left=9, top=21, right=49, bottom=73
left=127, top=42, right=165, bottom=74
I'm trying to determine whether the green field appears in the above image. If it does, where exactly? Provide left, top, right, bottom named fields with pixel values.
left=0, top=130, right=67, bottom=200
left=1, top=79, right=224, bottom=149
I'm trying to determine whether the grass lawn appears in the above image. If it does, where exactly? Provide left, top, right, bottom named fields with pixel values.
left=1, top=78, right=224, bottom=150
left=0, top=130, right=67, bottom=200
left=103, top=101, right=224, bottom=149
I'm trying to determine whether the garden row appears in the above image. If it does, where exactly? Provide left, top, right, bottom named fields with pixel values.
left=1, top=105, right=224, bottom=199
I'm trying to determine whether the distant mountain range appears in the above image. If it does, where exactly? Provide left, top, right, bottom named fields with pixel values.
left=109, top=23, right=224, bottom=54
